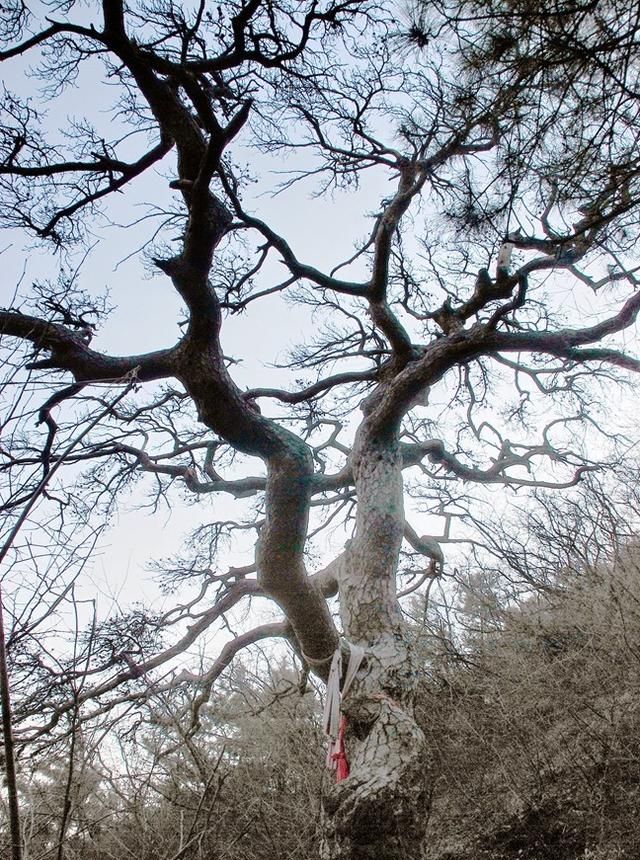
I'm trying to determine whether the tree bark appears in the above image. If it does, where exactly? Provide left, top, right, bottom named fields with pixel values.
left=320, top=417, right=429, bottom=859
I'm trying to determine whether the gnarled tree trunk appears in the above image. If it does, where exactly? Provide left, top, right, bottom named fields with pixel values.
left=320, top=420, right=429, bottom=859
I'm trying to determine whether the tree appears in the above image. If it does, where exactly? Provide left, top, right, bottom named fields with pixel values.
left=413, top=479, right=640, bottom=860
left=1, top=1, right=640, bottom=857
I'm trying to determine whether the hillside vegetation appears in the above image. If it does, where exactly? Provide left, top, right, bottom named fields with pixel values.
left=4, top=538, right=640, bottom=860
left=421, top=551, right=640, bottom=860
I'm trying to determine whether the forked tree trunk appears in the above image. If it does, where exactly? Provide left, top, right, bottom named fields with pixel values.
left=319, top=421, right=429, bottom=859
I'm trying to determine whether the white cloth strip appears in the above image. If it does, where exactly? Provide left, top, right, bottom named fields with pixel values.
left=322, top=640, right=365, bottom=769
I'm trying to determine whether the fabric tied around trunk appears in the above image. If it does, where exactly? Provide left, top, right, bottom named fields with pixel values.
left=322, top=640, right=365, bottom=781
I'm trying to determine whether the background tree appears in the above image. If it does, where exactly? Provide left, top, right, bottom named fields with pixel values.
left=2, top=1, right=640, bottom=858
left=413, top=468, right=640, bottom=860
left=2, top=660, right=324, bottom=860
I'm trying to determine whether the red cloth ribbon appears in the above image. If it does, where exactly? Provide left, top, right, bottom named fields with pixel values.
left=331, top=715, right=350, bottom=782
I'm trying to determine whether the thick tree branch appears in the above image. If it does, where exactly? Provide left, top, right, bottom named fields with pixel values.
left=0, top=22, right=96, bottom=61
left=368, top=285, right=640, bottom=434
left=403, top=522, right=444, bottom=565
left=181, top=621, right=292, bottom=727
left=245, top=368, right=377, bottom=404
left=111, top=442, right=267, bottom=498
left=218, top=169, right=369, bottom=297
left=490, top=289, right=640, bottom=365
left=0, top=310, right=177, bottom=381
left=37, top=140, right=173, bottom=240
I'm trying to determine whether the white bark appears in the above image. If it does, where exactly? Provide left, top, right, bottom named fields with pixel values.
left=320, top=420, right=429, bottom=859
